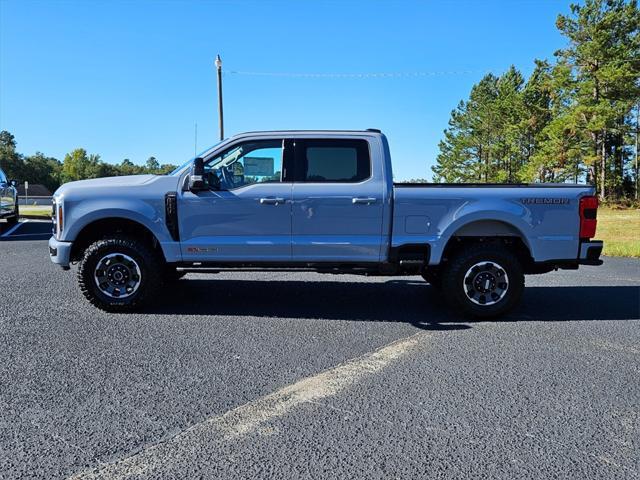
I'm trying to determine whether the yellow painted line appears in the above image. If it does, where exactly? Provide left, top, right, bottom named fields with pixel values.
left=69, top=332, right=427, bottom=479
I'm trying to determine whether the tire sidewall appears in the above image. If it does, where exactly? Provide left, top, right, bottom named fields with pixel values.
left=79, top=237, right=159, bottom=311
left=443, top=246, right=524, bottom=318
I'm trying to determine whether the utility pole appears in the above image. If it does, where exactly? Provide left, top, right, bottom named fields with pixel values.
left=215, top=54, right=224, bottom=141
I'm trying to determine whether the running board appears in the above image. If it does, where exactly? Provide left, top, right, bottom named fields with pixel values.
left=175, top=265, right=380, bottom=274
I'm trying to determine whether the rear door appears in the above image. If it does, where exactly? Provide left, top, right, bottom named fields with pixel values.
left=291, top=138, right=385, bottom=262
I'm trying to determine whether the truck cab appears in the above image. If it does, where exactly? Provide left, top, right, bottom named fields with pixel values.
left=179, top=132, right=391, bottom=263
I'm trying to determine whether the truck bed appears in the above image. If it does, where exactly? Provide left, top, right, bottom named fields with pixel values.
left=391, top=183, right=596, bottom=265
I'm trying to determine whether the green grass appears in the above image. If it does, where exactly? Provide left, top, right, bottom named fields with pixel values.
left=598, top=207, right=640, bottom=258
left=19, top=205, right=51, bottom=218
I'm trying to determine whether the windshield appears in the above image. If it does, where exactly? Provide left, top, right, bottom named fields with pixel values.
left=168, top=141, right=225, bottom=176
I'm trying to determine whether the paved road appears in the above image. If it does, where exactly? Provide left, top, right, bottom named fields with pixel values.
left=1, top=221, right=639, bottom=479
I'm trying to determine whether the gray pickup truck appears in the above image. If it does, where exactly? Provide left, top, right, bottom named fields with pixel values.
left=49, top=130, right=603, bottom=317
left=0, top=167, right=19, bottom=225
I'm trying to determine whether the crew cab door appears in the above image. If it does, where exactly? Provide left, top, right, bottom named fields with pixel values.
left=291, top=138, right=385, bottom=262
left=178, top=139, right=293, bottom=262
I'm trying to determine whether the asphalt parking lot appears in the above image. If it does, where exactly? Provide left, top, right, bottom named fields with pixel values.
left=1, top=220, right=639, bottom=479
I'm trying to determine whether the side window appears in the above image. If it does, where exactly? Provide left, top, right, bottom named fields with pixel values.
left=0, top=169, right=6, bottom=184
left=205, top=140, right=284, bottom=190
left=297, top=139, right=370, bottom=183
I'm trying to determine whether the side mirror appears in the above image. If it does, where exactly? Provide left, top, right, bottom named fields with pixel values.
left=10, top=180, right=17, bottom=187
left=188, top=157, right=207, bottom=192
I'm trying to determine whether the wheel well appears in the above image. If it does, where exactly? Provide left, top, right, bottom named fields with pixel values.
left=452, top=219, right=523, bottom=237
left=441, top=234, right=534, bottom=273
left=70, top=218, right=165, bottom=263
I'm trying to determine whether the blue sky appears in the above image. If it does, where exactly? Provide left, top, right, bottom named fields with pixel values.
left=0, top=0, right=567, bottom=180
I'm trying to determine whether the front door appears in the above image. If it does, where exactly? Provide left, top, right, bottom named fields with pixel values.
left=179, top=139, right=293, bottom=262
left=291, top=138, right=385, bottom=262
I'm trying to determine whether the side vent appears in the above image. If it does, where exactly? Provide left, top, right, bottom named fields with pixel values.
left=165, top=192, right=180, bottom=241
left=389, top=244, right=431, bottom=273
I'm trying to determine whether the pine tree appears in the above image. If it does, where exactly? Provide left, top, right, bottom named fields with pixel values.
left=555, top=0, right=640, bottom=199
left=433, top=0, right=639, bottom=201
left=433, top=70, right=528, bottom=183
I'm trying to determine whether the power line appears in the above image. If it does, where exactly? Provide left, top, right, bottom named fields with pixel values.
left=223, top=69, right=639, bottom=79
left=226, top=69, right=497, bottom=79
left=226, top=64, right=638, bottom=80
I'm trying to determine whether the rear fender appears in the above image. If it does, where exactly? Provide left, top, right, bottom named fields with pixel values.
left=432, top=207, right=533, bottom=264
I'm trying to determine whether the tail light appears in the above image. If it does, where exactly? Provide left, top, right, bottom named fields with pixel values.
left=579, top=196, right=598, bottom=239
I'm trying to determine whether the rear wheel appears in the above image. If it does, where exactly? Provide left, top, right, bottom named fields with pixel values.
left=77, top=236, right=162, bottom=312
left=441, top=243, right=524, bottom=318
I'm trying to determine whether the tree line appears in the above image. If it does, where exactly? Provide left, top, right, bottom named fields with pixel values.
left=0, top=130, right=177, bottom=193
left=1, top=0, right=637, bottom=200
left=432, top=0, right=639, bottom=201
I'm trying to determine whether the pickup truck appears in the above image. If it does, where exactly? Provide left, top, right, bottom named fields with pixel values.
left=0, top=167, right=19, bottom=225
left=48, top=130, right=603, bottom=317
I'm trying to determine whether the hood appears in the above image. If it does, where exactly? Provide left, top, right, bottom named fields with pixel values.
left=53, top=175, right=158, bottom=199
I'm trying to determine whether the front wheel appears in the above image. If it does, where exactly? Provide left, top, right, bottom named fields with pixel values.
left=441, top=244, right=524, bottom=318
left=77, top=236, right=162, bottom=312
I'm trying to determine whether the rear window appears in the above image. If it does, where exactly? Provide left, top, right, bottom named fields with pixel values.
left=297, top=139, right=370, bottom=183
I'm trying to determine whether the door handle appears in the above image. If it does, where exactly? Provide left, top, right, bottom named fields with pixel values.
left=260, top=197, right=285, bottom=205
left=352, top=197, right=377, bottom=205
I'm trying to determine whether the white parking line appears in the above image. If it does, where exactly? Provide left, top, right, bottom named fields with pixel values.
left=0, top=219, right=29, bottom=238
left=68, top=332, right=427, bottom=479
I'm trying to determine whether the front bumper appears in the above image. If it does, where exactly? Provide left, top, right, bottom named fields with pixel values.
left=49, top=236, right=73, bottom=269
left=578, top=240, right=603, bottom=265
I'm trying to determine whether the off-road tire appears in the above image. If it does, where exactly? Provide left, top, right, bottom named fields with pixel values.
left=441, top=243, right=524, bottom=318
left=78, top=236, right=162, bottom=312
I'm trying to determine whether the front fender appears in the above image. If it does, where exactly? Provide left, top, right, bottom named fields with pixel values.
left=60, top=197, right=172, bottom=246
